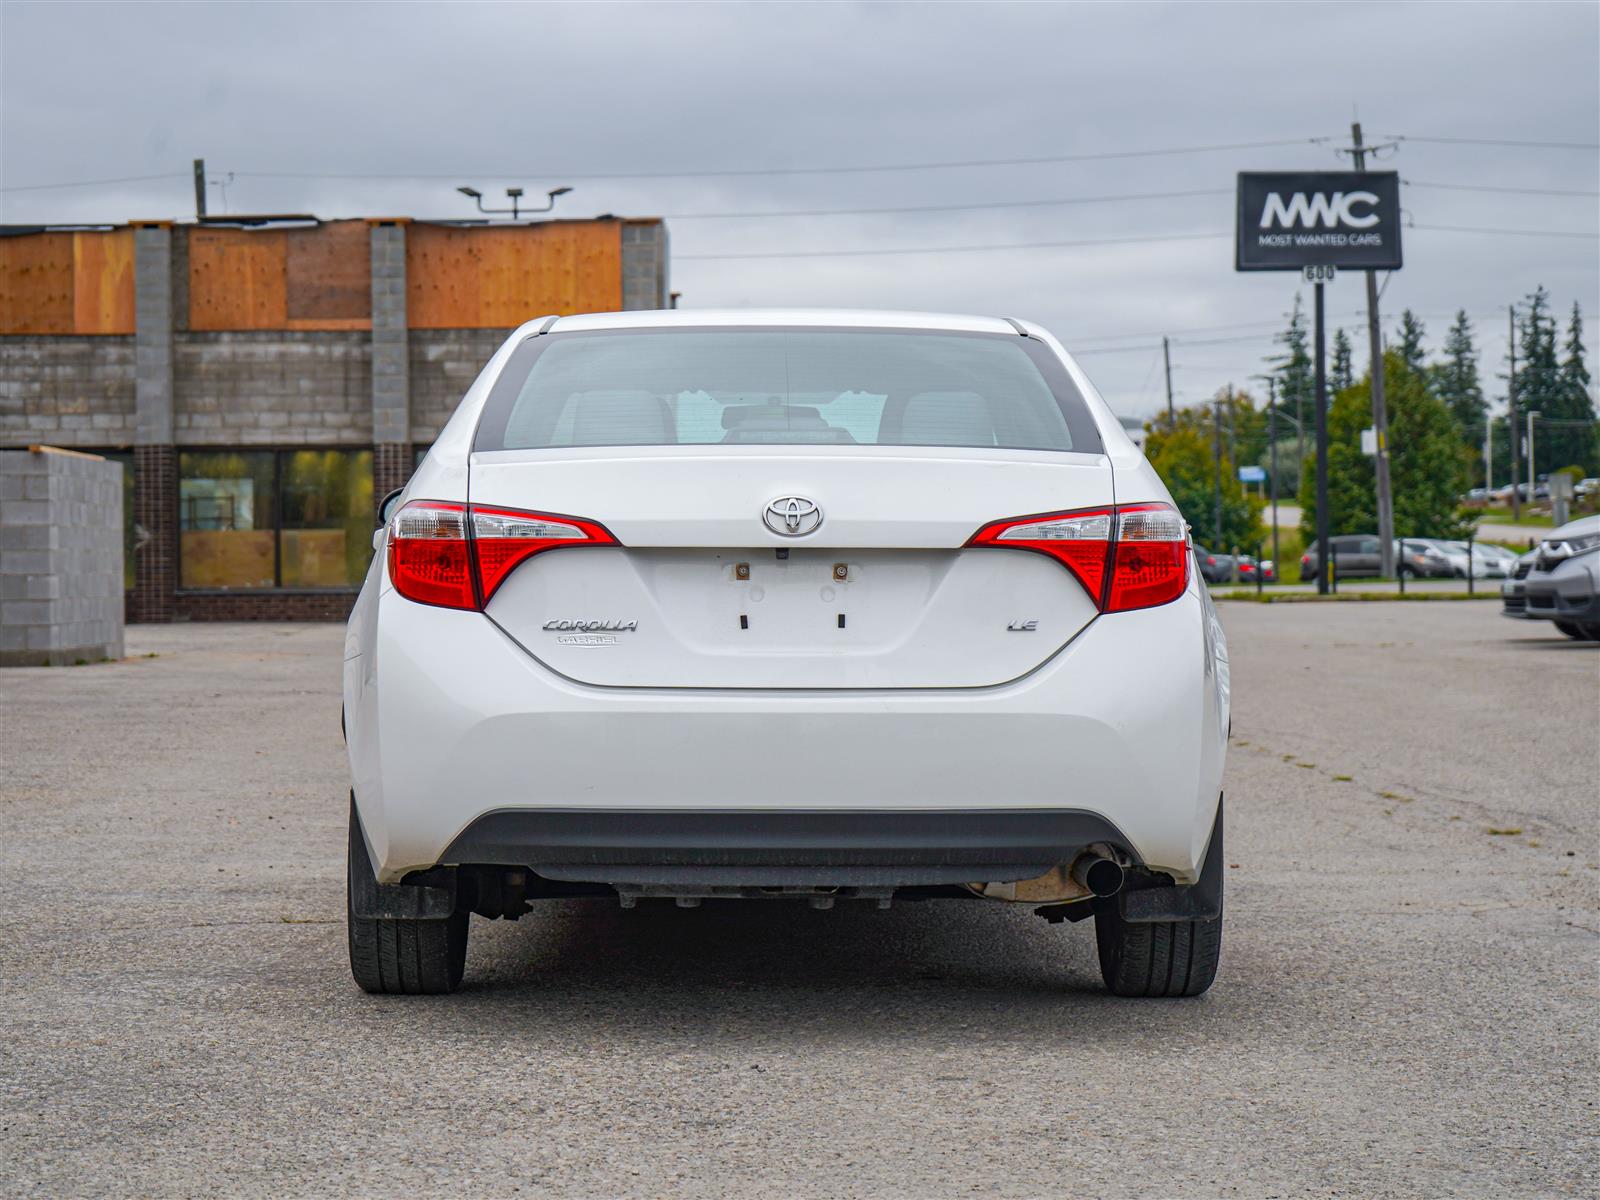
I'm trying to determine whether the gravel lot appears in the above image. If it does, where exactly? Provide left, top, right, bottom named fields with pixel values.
left=1, top=603, right=1595, bottom=1197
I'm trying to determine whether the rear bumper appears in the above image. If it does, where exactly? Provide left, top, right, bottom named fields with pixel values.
left=442, top=807, right=1136, bottom=887
left=346, top=580, right=1228, bottom=886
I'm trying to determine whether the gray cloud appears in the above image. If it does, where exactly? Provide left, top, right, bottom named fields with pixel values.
left=3, top=0, right=1595, bottom=416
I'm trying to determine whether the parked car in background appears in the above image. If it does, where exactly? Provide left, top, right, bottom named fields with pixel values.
left=1503, top=515, right=1600, bottom=640
left=1299, top=535, right=1454, bottom=583
left=1193, top=544, right=1236, bottom=584
left=1465, top=541, right=1521, bottom=578
left=1195, top=544, right=1277, bottom=585
left=1500, top=547, right=1539, bottom=616
left=1236, top=556, right=1276, bottom=583
left=1300, top=534, right=1381, bottom=583
left=1421, top=538, right=1512, bottom=579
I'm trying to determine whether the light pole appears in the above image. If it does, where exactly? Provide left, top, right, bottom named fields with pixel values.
left=1526, top=410, right=1540, bottom=505
left=456, top=185, right=573, bottom=220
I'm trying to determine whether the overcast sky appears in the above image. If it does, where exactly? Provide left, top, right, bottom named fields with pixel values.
left=3, top=0, right=1596, bottom=420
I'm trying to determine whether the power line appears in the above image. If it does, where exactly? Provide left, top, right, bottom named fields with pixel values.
left=678, top=231, right=1231, bottom=261
left=1388, top=134, right=1600, bottom=151
left=0, top=171, right=186, bottom=193
left=227, top=138, right=1322, bottom=183
left=660, top=187, right=1232, bottom=220
left=1405, top=179, right=1600, bottom=198
left=1412, top=222, right=1599, bottom=239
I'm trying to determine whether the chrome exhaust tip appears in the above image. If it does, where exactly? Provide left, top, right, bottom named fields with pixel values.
left=1071, top=854, right=1125, bottom=898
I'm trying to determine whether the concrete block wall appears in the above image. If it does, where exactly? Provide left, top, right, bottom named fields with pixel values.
left=621, top=221, right=669, bottom=311
left=409, top=330, right=504, bottom=443
left=0, top=449, right=124, bottom=666
left=174, top=331, right=373, bottom=446
left=0, top=337, right=137, bottom=447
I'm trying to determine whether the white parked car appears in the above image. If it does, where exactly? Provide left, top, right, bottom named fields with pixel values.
left=343, top=310, right=1229, bottom=997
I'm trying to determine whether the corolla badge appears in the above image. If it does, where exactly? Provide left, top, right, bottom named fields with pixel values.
left=764, top=496, right=822, bottom=537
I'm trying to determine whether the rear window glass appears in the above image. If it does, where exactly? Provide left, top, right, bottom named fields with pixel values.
left=474, top=328, right=1101, bottom=454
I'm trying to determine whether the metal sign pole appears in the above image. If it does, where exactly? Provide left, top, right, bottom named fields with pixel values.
left=1268, top=378, right=1280, bottom=577
left=1314, top=279, right=1331, bottom=596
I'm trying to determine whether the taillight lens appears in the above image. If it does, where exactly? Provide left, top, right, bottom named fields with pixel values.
left=968, top=501, right=1189, bottom=613
left=387, top=500, right=617, bottom=610
left=388, top=502, right=473, bottom=609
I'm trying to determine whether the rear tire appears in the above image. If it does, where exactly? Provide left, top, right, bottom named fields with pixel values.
left=1094, top=892, right=1222, bottom=998
left=347, top=804, right=468, bottom=995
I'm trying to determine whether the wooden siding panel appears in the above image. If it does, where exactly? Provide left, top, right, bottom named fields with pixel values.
left=188, top=228, right=288, bottom=331
left=0, top=233, right=75, bottom=334
left=407, top=221, right=622, bottom=328
left=285, top=221, right=370, bottom=326
left=72, top=230, right=136, bottom=334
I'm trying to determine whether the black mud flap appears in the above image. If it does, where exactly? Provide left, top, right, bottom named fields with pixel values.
left=1116, top=795, right=1224, bottom=924
left=348, top=794, right=457, bottom=920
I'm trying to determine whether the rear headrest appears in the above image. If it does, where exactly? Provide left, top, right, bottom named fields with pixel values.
left=898, top=392, right=995, bottom=446
left=569, top=390, right=671, bottom=445
left=721, top=404, right=828, bottom=430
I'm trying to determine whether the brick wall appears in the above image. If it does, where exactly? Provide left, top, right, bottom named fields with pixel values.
left=0, top=449, right=125, bottom=666
left=409, top=329, right=504, bottom=443
left=128, top=445, right=175, bottom=622
left=373, top=442, right=413, bottom=515
left=174, top=331, right=372, bottom=446
left=175, top=590, right=357, bottom=621
left=0, top=336, right=137, bottom=448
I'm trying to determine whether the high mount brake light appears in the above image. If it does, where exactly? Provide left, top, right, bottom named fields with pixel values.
left=387, top=500, right=617, bottom=611
left=968, top=501, right=1189, bottom=613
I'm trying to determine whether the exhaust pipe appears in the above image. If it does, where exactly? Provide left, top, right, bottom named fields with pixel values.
left=1071, top=853, right=1124, bottom=898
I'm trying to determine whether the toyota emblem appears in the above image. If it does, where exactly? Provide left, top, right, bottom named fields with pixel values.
left=763, top=496, right=822, bottom=537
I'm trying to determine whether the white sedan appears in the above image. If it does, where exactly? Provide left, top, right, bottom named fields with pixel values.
left=342, top=310, right=1229, bottom=997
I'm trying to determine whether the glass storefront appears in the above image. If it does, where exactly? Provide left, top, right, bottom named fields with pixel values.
left=178, top=449, right=373, bottom=590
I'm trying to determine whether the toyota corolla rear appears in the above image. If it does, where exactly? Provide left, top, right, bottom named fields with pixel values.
left=342, top=311, right=1228, bottom=997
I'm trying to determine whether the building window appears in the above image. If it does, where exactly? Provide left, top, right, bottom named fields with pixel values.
left=279, top=451, right=374, bottom=587
left=178, top=449, right=373, bottom=590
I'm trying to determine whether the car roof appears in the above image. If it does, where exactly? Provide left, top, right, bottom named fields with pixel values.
left=548, top=308, right=1021, bottom=336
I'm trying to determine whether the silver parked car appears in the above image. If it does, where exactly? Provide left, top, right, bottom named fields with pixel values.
left=1502, top=516, right=1600, bottom=640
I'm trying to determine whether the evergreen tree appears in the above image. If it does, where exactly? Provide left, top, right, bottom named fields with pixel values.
left=1516, top=287, right=1567, bottom=476
left=1396, top=310, right=1427, bottom=375
left=1434, top=310, right=1486, bottom=440
left=1542, top=300, right=1599, bottom=473
left=1299, top=351, right=1471, bottom=542
left=1330, top=328, right=1354, bottom=393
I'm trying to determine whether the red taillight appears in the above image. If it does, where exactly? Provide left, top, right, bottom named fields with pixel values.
left=967, top=501, right=1188, bottom=613
left=387, top=500, right=618, bottom=610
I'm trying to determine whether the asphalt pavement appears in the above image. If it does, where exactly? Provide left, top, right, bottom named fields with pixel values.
left=1, top=605, right=1595, bottom=1197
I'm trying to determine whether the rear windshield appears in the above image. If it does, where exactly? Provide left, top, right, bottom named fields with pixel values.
left=473, top=328, right=1101, bottom=453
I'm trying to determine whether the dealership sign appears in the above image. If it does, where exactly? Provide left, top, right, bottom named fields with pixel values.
left=1235, top=171, right=1402, bottom=271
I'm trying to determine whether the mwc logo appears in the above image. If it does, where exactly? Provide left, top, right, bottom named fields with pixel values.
left=1259, top=191, right=1382, bottom=230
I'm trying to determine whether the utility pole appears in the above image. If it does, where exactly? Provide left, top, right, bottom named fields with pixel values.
left=1294, top=369, right=1305, bottom=483
left=1346, top=122, right=1396, bottom=577
left=1527, top=410, right=1540, bottom=502
left=1267, top=377, right=1280, bottom=573
left=1508, top=306, right=1521, bottom=520
left=1212, top=396, right=1223, bottom=547
left=1225, top=384, right=1237, bottom=476
left=1162, top=336, right=1174, bottom=426
left=193, top=158, right=207, bottom=220
left=1483, top=418, right=1492, bottom=493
